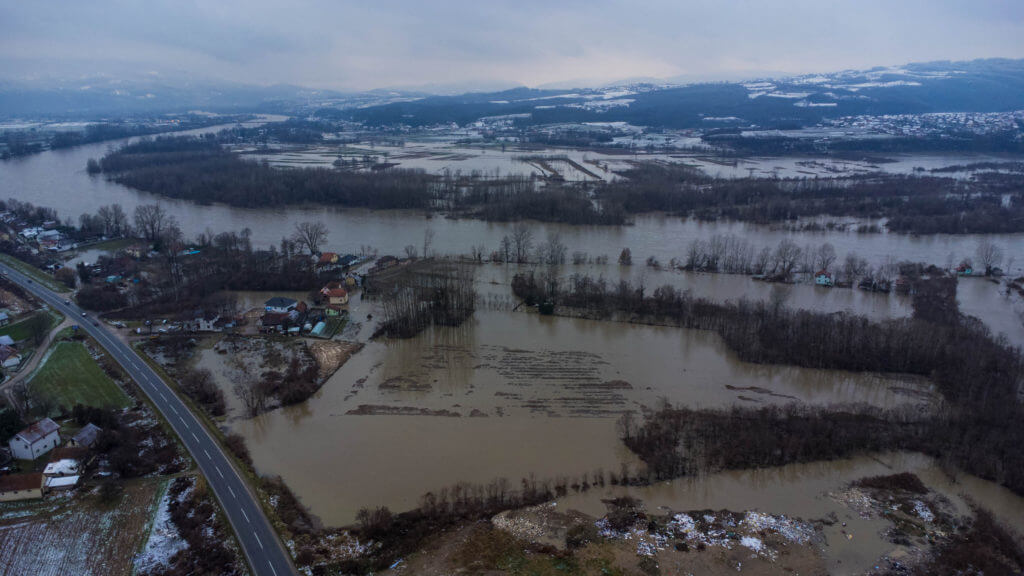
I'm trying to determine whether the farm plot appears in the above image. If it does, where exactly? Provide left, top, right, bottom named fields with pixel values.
left=0, top=481, right=162, bottom=576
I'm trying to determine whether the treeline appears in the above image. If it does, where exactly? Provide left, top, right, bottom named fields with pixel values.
left=539, top=272, right=1024, bottom=495
left=620, top=405, right=920, bottom=480
left=217, top=118, right=332, bottom=145
left=93, top=134, right=1024, bottom=233
left=375, top=261, right=477, bottom=338
left=598, top=163, right=1024, bottom=234
left=97, top=135, right=436, bottom=209
left=0, top=116, right=238, bottom=160
left=707, top=131, right=1024, bottom=156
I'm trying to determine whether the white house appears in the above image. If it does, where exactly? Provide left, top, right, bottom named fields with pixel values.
left=8, top=418, right=60, bottom=461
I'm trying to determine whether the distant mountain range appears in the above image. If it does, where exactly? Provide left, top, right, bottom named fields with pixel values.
left=3, top=59, right=1024, bottom=129
left=0, top=76, right=421, bottom=118
left=344, top=59, right=1024, bottom=129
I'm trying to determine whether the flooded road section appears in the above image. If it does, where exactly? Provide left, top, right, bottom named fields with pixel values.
left=556, top=452, right=1024, bottom=576
left=211, top=294, right=932, bottom=526
left=4, top=131, right=1024, bottom=269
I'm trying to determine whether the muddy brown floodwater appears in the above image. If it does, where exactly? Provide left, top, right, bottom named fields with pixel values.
left=556, top=452, right=1024, bottom=576
left=216, top=293, right=933, bottom=526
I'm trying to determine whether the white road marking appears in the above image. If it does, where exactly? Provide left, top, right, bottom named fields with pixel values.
left=191, top=432, right=199, bottom=442
left=159, top=393, right=167, bottom=401
left=242, top=509, right=250, bottom=523
left=255, top=533, right=264, bottom=550
left=216, top=466, right=225, bottom=479
left=229, top=486, right=236, bottom=499
left=204, top=449, right=212, bottom=459
left=269, top=561, right=279, bottom=576
left=171, top=406, right=179, bottom=415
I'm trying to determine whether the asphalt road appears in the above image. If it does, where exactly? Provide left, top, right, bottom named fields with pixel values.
left=0, top=263, right=296, bottom=576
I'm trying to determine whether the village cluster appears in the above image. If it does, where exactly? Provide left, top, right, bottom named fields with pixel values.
left=0, top=417, right=101, bottom=500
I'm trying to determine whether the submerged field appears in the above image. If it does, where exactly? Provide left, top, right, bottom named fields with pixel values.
left=209, top=285, right=934, bottom=526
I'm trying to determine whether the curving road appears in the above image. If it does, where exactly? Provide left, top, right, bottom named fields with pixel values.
left=0, top=263, right=296, bottom=576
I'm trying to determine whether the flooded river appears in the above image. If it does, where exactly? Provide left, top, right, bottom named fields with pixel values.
left=3, top=130, right=1024, bottom=271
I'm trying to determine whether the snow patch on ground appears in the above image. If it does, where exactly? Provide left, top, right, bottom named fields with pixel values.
left=912, top=500, right=934, bottom=522
left=134, top=481, right=190, bottom=574
left=740, top=535, right=763, bottom=552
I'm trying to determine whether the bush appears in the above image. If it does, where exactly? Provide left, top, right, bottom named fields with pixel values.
left=223, top=433, right=252, bottom=467
left=854, top=472, right=928, bottom=494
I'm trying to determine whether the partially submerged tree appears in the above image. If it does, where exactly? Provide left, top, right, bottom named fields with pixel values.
left=291, top=221, right=328, bottom=255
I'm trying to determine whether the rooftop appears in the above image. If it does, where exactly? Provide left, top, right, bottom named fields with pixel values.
left=43, top=459, right=80, bottom=476
left=265, top=296, right=297, bottom=308
left=0, top=473, right=43, bottom=492
left=15, top=418, right=59, bottom=445
left=45, top=475, right=80, bottom=489
left=71, top=423, right=101, bottom=447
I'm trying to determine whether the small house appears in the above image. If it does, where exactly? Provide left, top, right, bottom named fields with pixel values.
left=0, top=473, right=44, bottom=502
left=0, top=335, right=15, bottom=346
left=0, top=345, right=23, bottom=368
left=317, top=252, right=340, bottom=270
left=190, top=311, right=222, bottom=332
left=320, top=282, right=349, bottom=308
left=956, top=264, right=973, bottom=276
left=0, top=312, right=9, bottom=327
left=261, top=311, right=291, bottom=333
left=8, top=418, right=61, bottom=460
left=68, top=423, right=102, bottom=448
left=338, top=254, right=360, bottom=269
left=814, top=270, right=834, bottom=287
left=265, top=297, right=298, bottom=314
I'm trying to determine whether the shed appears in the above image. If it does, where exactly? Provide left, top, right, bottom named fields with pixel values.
left=68, top=423, right=102, bottom=448
left=0, top=473, right=44, bottom=502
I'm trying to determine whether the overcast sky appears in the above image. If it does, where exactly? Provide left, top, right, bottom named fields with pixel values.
left=2, top=0, right=1023, bottom=91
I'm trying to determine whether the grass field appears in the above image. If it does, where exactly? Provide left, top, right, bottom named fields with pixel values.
left=0, top=311, right=60, bottom=342
left=28, top=341, right=131, bottom=411
left=0, top=480, right=163, bottom=576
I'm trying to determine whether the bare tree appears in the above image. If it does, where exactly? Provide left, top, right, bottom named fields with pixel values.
left=754, top=246, right=773, bottom=275
left=422, top=228, right=435, bottom=259
left=133, top=204, right=170, bottom=243
left=511, top=223, right=533, bottom=263
left=292, top=221, right=328, bottom=255
left=404, top=244, right=418, bottom=259
left=470, top=244, right=486, bottom=262
left=975, top=238, right=1004, bottom=275
left=814, top=243, right=837, bottom=272
left=771, top=239, right=801, bottom=279
left=109, top=203, right=129, bottom=236
left=842, top=252, right=869, bottom=283
left=544, top=233, right=566, bottom=266
left=500, top=235, right=513, bottom=263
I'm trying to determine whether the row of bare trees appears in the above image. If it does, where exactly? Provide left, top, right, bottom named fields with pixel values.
left=377, top=262, right=477, bottom=338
